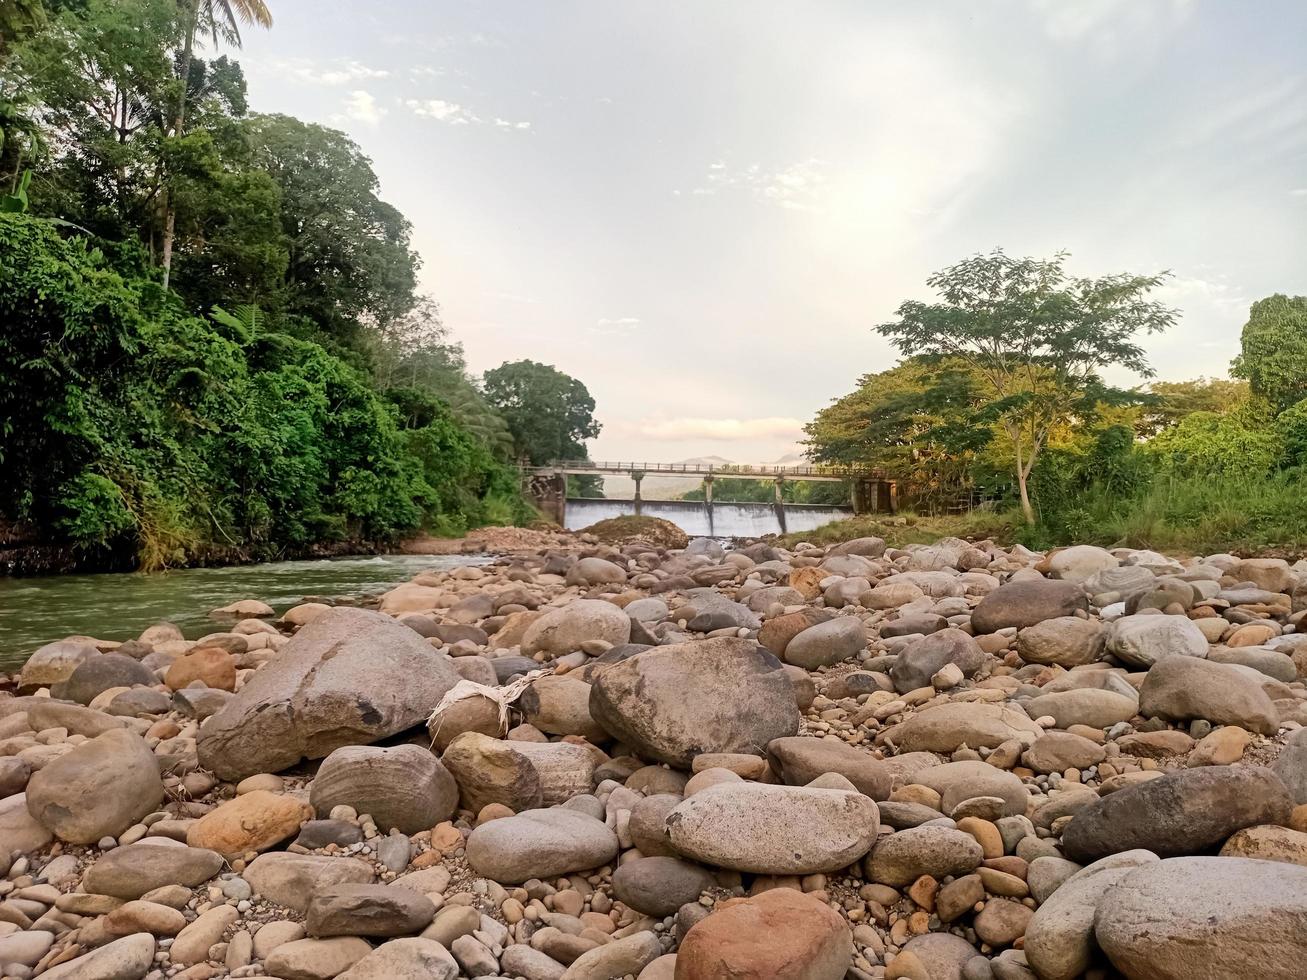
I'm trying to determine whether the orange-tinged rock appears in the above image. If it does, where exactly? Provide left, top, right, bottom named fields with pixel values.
left=185, top=791, right=311, bottom=855
left=165, top=647, right=236, bottom=692
left=675, top=888, right=852, bottom=980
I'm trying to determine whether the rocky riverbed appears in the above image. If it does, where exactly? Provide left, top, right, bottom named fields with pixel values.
left=1, top=534, right=1307, bottom=980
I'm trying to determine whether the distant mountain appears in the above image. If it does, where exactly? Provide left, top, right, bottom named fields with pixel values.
left=676, top=454, right=734, bottom=466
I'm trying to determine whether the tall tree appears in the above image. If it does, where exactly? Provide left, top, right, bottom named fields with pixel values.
left=244, top=113, right=418, bottom=345
left=160, top=0, right=271, bottom=288
left=876, top=250, right=1176, bottom=521
left=1232, top=294, right=1307, bottom=413
left=481, top=359, right=601, bottom=464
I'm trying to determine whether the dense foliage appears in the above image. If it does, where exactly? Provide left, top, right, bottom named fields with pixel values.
left=808, top=251, right=1307, bottom=552
left=0, top=0, right=601, bottom=569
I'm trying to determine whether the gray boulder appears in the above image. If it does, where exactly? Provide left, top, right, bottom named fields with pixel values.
left=589, top=637, right=800, bottom=768
left=465, top=808, right=619, bottom=884
left=1062, top=766, right=1293, bottom=863
left=1095, top=857, right=1307, bottom=980
left=1106, top=615, right=1208, bottom=668
left=971, top=580, right=1087, bottom=634
left=889, top=628, right=986, bottom=693
left=52, top=653, right=155, bottom=705
left=783, top=616, right=867, bottom=669
left=196, top=608, right=462, bottom=780
left=1138, top=655, right=1279, bottom=734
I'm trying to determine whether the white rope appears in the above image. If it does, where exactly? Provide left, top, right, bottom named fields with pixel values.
left=426, top=668, right=551, bottom=747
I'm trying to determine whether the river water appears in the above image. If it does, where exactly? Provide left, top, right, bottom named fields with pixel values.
left=0, top=553, right=489, bottom=671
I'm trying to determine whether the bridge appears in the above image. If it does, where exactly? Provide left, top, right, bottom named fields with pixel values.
left=525, top=459, right=898, bottom=536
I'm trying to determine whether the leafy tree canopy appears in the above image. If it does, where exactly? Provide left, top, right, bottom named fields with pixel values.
left=1232, top=294, right=1307, bottom=413
left=482, top=359, right=602, bottom=465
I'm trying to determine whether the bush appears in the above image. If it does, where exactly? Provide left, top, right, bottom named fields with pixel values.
left=0, top=214, right=517, bottom=567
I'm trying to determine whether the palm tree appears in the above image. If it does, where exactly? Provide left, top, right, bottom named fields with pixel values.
left=161, top=0, right=272, bottom=288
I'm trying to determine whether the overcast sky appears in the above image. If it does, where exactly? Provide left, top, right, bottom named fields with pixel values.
left=236, top=0, right=1307, bottom=464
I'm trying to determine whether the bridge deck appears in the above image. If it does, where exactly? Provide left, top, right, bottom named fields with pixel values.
left=531, top=460, right=886, bottom=482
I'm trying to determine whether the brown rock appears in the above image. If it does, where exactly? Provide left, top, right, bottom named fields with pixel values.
left=165, top=647, right=237, bottom=692
left=675, top=888, right=853, bottom=979
left=186, top=790, right=312, bottom=855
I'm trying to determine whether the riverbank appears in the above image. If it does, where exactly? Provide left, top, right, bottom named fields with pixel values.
left=2, top=533, right=1306, bottom=977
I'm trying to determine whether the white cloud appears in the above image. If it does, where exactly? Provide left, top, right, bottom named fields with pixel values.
left=593, top=317, right=641, bottom=334
left=406, top=98, right=530, bottom=130
left=339, top=90, right=386, bottom=126
left=1292, top=188, right=1307, bottom=197
left=1028, top=0, right=1193, bottom=46
left=275, top=58, right=390, bottom=86
left=638, top=417, right=806, bottom=441
left=1156, top=274, right=1249, bottom=316
left=692, top=158, right=828, bottom=211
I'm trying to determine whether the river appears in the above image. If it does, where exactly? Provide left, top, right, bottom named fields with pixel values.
left=0, top=553, right=489, bottom=671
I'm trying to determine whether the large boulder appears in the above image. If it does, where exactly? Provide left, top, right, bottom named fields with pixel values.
left=517, top=674, right=605, bottom=740
left=884, top=702, right=1043, bottom=753
left=1095, top=857, right=1307, bottom=980
left=664, top=782, right=879, bottom=874
left=196, top=608, right=462, bottom=780
left=1016, top=617, right=1106, bottom=667
left=1106, top=615, right=1208, bottom=668
left=1062, top=766, right=1293, bottom=863
left=1023, top=850, right=1160, bottom=980
left=310, top=744, right=457, bottom=834
left=675, top=888, right=852, bottom=980
left=889, top=629, right=986, bottom=693
left=970, top=580, right=1087, bottom=634
left=521, top=599, right=631, bottom=659
left=465, top=808, right=619, bottom=884
left=306, top=884, right=436, bottom=938
left=1273, top=727, right=1307, bottom=803
left=26, top=728, right=163, bottom=843
left=588, top=637, right=800, bottom=768
left=782, top=617, right=866, bottom=670
left=1138, top=656, right=1279, bottom=734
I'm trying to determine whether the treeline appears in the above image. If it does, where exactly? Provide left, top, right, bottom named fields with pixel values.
left=806, top=252, right=1307, bottom=553
left=0, top=0, right=599, bottom=569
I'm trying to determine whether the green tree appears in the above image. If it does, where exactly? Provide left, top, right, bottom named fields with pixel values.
left=875, top=250, right=1176, bottom=521
left=244, top=113, right=419, bottom=346
left=482, top=359, right=601, bottom=465
left=1137, top=377, right=1250, bottom=436
left=1232, top=295, right=1307, bottom=413
left=160, top=0, right=272, bottom=287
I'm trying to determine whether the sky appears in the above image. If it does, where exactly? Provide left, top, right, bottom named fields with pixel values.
left=235, top=0, right=1307, bottom=464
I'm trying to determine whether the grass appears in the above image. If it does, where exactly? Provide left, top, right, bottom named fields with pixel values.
left=784, top=473, right=1307, bottom=558
left=778, top=508, right=1021, bottom=550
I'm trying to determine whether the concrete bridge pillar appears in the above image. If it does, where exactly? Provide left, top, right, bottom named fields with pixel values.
left=631, top=470, right=645, bottom=516
left=774, top=477, right=787, bottom=535
left=703, top=476, right=714, bottom=537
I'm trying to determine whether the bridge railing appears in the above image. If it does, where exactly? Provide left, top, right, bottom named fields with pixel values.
left=536, top=459, right=887, bottom=478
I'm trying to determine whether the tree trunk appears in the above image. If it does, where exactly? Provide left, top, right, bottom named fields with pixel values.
left=161, top=0, right=199, bottom=290
left=1017, top=469, right=1034, bottom=523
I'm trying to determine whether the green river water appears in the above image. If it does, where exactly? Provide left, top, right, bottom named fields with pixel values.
left=0, top=553, right=489, bottom=671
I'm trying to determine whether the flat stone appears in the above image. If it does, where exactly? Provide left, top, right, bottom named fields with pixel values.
left=82, top=844, right=223, bottom=899
left=465, top=807, right=619, bottom=884
left=0, top=793, right=53, bottom=854
left=886, top=702, right=1044, bottom=753
left=611, top=856, right=716, bottom=916
left=264, top=937, right=372, bottom=980
left=665, top=782, right=879, bottom=874
left=243, top=852, right=374, bottom=913
left=971, top=581, right=1087, bottom=634
left=39, top=933, right=156, bottom=980
left=1106, top=615, right=1208, bottom=668
left=337, top=938, right=458, bottom=980
left=865, top=826, right=984, bottom=887
left=766, top=737, right=892, bottom=799
left=306, top=883, right=436, bottom=937
left=1023, top=689, right=1138, bottom=730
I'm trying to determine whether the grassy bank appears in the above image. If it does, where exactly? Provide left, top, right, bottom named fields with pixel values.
left=778, top=510, right=1020, bottom=550
left=781, top=473, right=1307, bottom=558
